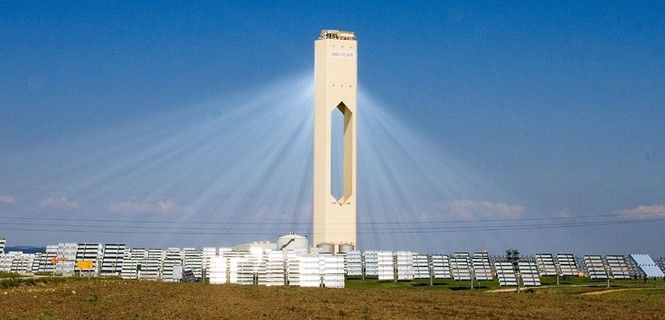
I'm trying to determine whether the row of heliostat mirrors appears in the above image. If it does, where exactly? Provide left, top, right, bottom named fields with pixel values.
left=1, top=245, right=665, bottom=288
left=343, top=251, right=664, bottom=287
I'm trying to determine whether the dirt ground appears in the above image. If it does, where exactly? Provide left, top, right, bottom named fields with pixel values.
left=2, top=280, right=665, bottom=319
left=579, top=287, right=663, bottom=296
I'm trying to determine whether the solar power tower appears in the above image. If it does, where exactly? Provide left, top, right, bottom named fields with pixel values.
left=313, top=30, right=358, bottom=251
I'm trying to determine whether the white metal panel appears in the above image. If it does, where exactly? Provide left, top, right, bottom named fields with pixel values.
left=31, top=253, right=42, bottom=273
left=298, top=254, right=321, bottom=287
left=235, top=250, right=263, bottom=285
left=583, top=255, right=608, bottom=280
left=431, top=254, right=452, bottom=279
left=54, top=243, right=78, bottom=276
left=0, top=254, right=11, bottom=272
left=606, top=255, right=631, bottom=280
left=119, top=249, right=134, bottom=279
left=395, top=251, right=414, bottom=281
left=451, top=252, right=471, bottom=281
left=495, top=261, right=518, bottom=286
left=630, top=254, right=665, bottom=278
left=377, top=251, right=394, bottom=281
left=363, top=251, right=379, bottom=278
left=120, top=248, right=146, bottom=280
left=183, top=248, right=203, bottom=279
left=161, top=248, right=183, bottom=282
left=285, top=252, right=301, bottom=286
left=138, top=249, right=163, bottom=281
left=640, top=265, right=665, bottom=278
left=535, top=253, right=558, bottom=276
left=7, top=252, right=34, bottom=274
left=38, top=245, right=58, bottom=274
left=631, top=254, right=656, bottom=266
left=344, top=250, right=363, bottom=277
left=229, top=257, right=240, bottom=284
left=472, top=251, right=493, bottom=281
left=100, top=244, right=126, bottom=276
left=202, top=247, right=217, bottom=273
left=209, top=256, right=228, bottom=284
left=412, top=253, right=430, bottom=279
left=261, top=250, right=285, bottom=286
left=234, top=253, right=257, bottom=285
left=321, top=254, right=344, bottom=288
left=518, top=261, right=541, bottom=286
left=556, top=253, right=578, bottom=276
left=76, top=243, right=102, bottom=276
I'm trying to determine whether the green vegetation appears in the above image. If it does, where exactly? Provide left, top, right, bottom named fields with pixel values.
left=345, top=278, right=501, bottom=290
left=0, top=271, right=20, bottom=279
left=1, top=275, right=74, bottom=289
left=0, top=274, right=122, bottom=289
left=3, top=273, right=663, bottom=292
left=346, top=276, right=665, bottom=292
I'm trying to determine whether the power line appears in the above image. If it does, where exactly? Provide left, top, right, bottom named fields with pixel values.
left=0, top=184, right=662, bottom=199
left=0, top=211, right=662, bottom=225
left=0, top=217, right=663, bottom=235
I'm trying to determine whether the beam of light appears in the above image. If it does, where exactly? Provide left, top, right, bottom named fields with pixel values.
left=0, top=74, right=552, bottom=252
left=0, top=74, right=315, bottom=246
left=1, top=74, right=664, bottom=255
left=356, top=89, right=512, bottom=251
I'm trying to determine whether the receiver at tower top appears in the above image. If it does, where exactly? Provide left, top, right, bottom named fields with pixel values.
left=319, top=30, right=356, bottom=40
left=312, top=30, right=357, bottom=252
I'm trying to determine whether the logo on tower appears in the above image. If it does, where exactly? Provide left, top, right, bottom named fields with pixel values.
left=329, top=50, right=355, bottom=59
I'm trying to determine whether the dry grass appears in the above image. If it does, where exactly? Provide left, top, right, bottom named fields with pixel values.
left=2, top=280, right=665, bottom=319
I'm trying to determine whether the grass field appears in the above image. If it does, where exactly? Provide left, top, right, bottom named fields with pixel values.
left=2, top=277, right=665, bottom=319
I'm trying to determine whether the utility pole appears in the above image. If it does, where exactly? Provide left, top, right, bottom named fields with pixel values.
left=362, top=254, right=365, bottom=280
left=394, top=254, right=397, bottom=283
left=430, top=262, right=434, bottom=286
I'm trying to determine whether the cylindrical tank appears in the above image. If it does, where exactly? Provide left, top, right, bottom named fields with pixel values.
left=317, top=243, right=334, bottom=254
left=338, top=243, right=355, bottom=254
left=277, top=233, right=309, bottom=251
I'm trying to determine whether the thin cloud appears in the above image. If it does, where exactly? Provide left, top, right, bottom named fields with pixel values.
left=444, top=199, right=524, bottom=219
left=41, top=196, right=79, bottom=209
left=107, top=199, right=189, bottom=215
left=553, top=210, right=573, bottom=218
left=622, top=204, right=665, bottom=219
left=0, top=195, right=16, bottom=204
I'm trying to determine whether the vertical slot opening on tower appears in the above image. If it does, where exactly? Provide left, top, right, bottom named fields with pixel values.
left=331, top=104, right=344, bottom=202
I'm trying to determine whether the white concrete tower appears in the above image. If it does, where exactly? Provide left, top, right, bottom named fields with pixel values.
left=313, top=30, right=357, bottom=250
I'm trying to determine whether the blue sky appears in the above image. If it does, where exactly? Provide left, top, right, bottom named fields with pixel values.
left=1, top=1, right=664, bottom=255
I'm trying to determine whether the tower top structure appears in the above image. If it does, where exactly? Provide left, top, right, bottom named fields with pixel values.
left=319, top=30, right=356, bottom=40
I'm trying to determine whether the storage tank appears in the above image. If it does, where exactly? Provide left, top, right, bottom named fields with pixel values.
left=338, top=243, right=355, bottom=254
left=317, top=243, right=334, bottom=254
left=277, top=233, right=309, bottom=251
